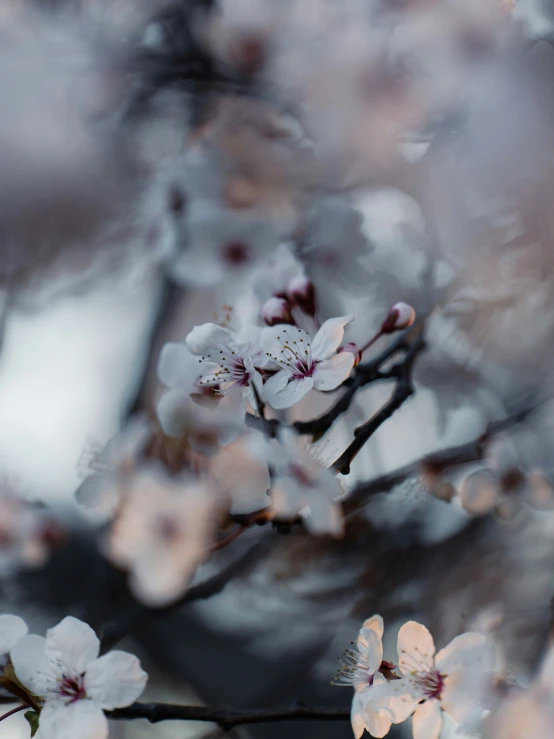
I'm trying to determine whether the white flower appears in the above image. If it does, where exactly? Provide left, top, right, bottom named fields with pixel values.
left=262, top=316, right=354, bottom=409
left=75, top=416, right=153, bottom=516
left=252, top=243, right=305, bottom=304
left=209, top=434, right=271, bottom=515
left=262, top=428, right=344, bottom=536
left=333, top=615, right=392, bottom=739
left=105, top=468, right=222, bottom=606
left=0, top=614, right=27, bottom=671
left=186, top=322, right=270, bottom=424
left=10, top=616, right=147, bottom=739
left=156, top=341, right=243, bottom=450
left=368, top=622, right=493, bottom=739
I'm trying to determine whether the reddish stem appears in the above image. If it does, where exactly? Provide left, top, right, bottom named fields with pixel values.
left=360, top=329, right=383, bottom=354
left=209, top=525, right=247, bottom=552
left=0, top=705, right=27, bottom=723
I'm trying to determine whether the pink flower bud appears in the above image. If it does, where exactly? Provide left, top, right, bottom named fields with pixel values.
left=262, top=297, right=294, bottom=326
left=338, top=342, right=363, bottom=367
left=381, top=302, right=416, bottom=334
left=286, top=274, right=316, bottom=317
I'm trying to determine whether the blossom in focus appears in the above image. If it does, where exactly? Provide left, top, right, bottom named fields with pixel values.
left=156, top=340, right=243, bottom=450
left=262, top=316, right=354, bottom=409
left=10, top=616, right=147, bottom=739
left=0, top=614, right=27, bottom=672
left=186, top=321, right=270, bottom=425
left=75, top=416, right=153, bottom=516
left=381, top=302, right=416, bottom=333
left=333, top=615, right=392, bottom=739
left=260, top=428, right=344, bottom=536
left=105, top=468, right=222, bottom=606
left=368, top=621, right=493, bottom=739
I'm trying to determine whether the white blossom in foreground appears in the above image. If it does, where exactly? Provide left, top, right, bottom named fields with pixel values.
left=186, top=322, right=271, bottom=425
left=156, top=340, right=243, bottom=450
left=106, top=468, right=222, bottom=606
left=333, top=615, right=392, bottom=739
left=368, top=621, right=493, bottom=739
left=261, top=429, right=344, bottom=536
left=262, top=316, right=354, bottom=409
left=10, top=616, right=147, bottom=739
left=0, top=614, right=27, bottom=671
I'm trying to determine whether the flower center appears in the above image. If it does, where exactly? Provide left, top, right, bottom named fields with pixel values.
left=58, top=674, right=87, bottom=704
left=222, top=241, right=251, bottom=266
left=418, top=669, right=445, bottom=700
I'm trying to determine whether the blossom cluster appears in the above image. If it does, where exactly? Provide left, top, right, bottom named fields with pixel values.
left=0, top=614, right=147, bottom=739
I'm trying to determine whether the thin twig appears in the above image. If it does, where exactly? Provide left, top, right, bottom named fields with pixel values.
left=331, top=334, right=426, bottom=474
left=109, top=702, right=350, bottom=729
left=0, top=705, right=27, bottom=723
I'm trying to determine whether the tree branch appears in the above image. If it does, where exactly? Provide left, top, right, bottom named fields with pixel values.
left=109, top=702, right=350, bottom=729
left=332, top=334, right=426, bottom=474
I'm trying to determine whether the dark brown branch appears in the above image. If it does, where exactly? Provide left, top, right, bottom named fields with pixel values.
left=332, top=334, right=426, bottom=475
left=343, top=400, right=542, bottom=516
left=109, top=702, right=350, bottom=729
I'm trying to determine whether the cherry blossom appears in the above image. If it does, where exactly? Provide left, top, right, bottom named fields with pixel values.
left=10, top=616, right=147, bottom=739
left=368, top=621, right=494, bottom=739
left=262, top=316, right=354, bottom=409
left=75, top=416, right=153, bottom=516
left=333, top=615, right=392, bottom=739
left=156, top=340, right=243, bottom=450
left=186, top=321, right=270, bottom=424
left=252, top=243, right=305, bottom=305
left=105, top=468, right=222, bottom=606
left=260, top=428, right=344, bottom=536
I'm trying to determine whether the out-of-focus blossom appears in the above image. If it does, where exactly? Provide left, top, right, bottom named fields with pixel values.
left=105, top=468, right=222, bottom=606
left=368, top=621, right=494, bottom=738
left=0, top=487, right=63, bottom=576
left=156, top=341, right=243, bottom=450
left=261, top=428, right=344, bottom=536
left=209, top=434, right=271, bottom=514
left=333, top=615, right=392, bottom=739
left=287, top=273, right=317, bottom=317
left=0, top=614, right=27, bottom=672
left=75, top=417, right=153, bottom=516
left=339, top=342, right=364, bottom=368
left=253, top=243, right=305, bottom=305
left=10, top=616, right=147, bottom=739
left=186, top=321, right=272, bottom=428
left=262, top=317, right=354, bottom=409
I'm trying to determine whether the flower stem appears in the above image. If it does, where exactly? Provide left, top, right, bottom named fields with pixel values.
left=210, top=525, right=247, bottom=552
left=0, top=705, right=27, bottom=723
left=360, top=329, right=383, bottom=354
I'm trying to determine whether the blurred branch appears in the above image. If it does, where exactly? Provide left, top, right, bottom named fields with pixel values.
left=109, top=702, right=350, bottom=729
left=343, top=400, right=543, bottom=516
left=101, top=535, right=275, bottom=652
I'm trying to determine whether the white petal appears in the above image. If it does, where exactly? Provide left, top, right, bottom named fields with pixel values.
left=10, top=635, right=59, bottom=697
left=157, top=388, right=195, bottom=437
left=157, top=342, right=198, bottom=389
left=362, top=615, right=384, bottom=640
left=85, top=651, right=148, bottom=709
left=412, top=700, right=444, bottom=739
left=360, top=694, right=392, bottom=739
left=312, top=353, right=354, bottom=391
left=261, top=324, right=312, bottom=370
left=45, top=617, right=100, bottom=676
left=351, top=692, right=366, bottom=739
left=185, top=323, right=236, bottom=359
left=264, top=372, right=313, bottom=409
left=358, top=628, right=383, bottom=674
left=397, top=622, right=435, bottom=676
left=302, top=495, right=344, bottom=537
left=367, top=677, right=421, bottom=724
left=539, top=645, right=554, bottom=691
left=0, top=614, right=27, bottom=655
left=435, top=632, right=487, bottom=675
left=310, top=315, right=354, bottom=361
left=37, top=700, right=107, bottom=739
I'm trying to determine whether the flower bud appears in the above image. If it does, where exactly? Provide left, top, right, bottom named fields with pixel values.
left=338, top=342, right=363, bottom=367
left=381, top=302, right=416, bottom=334
left=286, top=274, right=316, bottom=317
left=459, top=470, right=499, bottom=516
left=262, top=297, right=294, bottom=326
